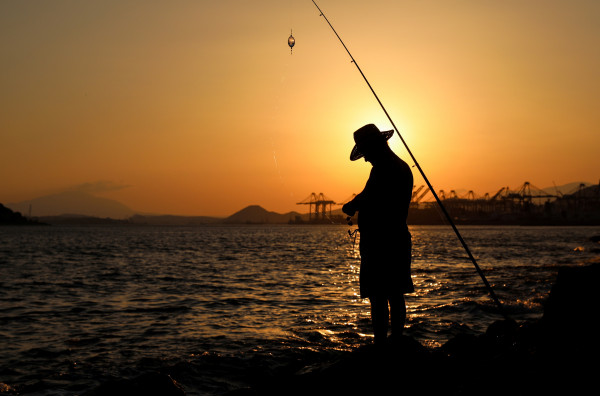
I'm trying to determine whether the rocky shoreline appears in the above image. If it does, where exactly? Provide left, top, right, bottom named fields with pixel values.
left=228, top=263, right=598, bottom=396
left=81, top=263, right=599, bottom=396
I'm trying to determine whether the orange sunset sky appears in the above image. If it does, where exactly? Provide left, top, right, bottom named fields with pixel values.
left=2, top=0, right=599, bottom=216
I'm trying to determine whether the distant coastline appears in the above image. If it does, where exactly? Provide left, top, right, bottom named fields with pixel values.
left=2, top=182, right=599, bottom=226
left=3, top=204, right=599, bottom=226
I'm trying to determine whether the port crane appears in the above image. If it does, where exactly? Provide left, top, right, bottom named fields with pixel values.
left=296, top=192, right=336, bottom=221
left=410, top=186, right=430, bottom=208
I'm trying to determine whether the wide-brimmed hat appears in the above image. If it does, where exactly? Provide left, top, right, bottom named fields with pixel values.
left=350, top=124, right=394, bottom=161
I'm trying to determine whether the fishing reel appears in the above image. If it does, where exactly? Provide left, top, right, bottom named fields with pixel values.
left=346, top=216, right=359, bottom=237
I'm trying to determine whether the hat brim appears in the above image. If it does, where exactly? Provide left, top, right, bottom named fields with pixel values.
left=350, top=129, right=394, bottom=161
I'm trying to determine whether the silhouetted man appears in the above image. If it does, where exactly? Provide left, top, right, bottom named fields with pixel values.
left=342, top=124, right=414, bottom=346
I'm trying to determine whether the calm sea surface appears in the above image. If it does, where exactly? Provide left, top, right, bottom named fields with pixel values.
left=1, top=225, right=599, bottom=395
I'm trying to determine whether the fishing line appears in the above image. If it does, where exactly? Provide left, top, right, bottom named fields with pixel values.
left=310, top=0, right=508, bottom=319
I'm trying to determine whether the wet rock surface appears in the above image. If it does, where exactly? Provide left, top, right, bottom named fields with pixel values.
left=82, top=264, right=598, bottom=396
left=84, top=372, right=185, bottom=396
left=230, top=264, right=599, bottom=396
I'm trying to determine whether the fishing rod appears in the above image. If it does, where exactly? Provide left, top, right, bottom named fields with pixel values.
left=310, top=0, right=509, bottom=319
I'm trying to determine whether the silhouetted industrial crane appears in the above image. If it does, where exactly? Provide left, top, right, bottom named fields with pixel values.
left=296, top=192, right=336, bottom=221
left=410, top=186, right=430, bottom=208
left=490, top=187, right=509, bottom=201
left=411, top=185, right=425, bottom=202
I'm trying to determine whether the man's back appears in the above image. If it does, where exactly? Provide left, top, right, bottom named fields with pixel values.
left=357, top=152, right=413, bottom=233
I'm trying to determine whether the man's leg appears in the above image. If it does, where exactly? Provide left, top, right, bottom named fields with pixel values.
left=389, top=294, right=406, bottom=337
left=370, top=295, right=389, bottom=345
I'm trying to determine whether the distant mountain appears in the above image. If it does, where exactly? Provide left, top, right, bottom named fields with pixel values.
left=7, top=191, right=135, bottom=219
left=224, top=205, right=301, bottom=224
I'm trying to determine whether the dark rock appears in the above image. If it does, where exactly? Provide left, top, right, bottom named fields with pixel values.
left=0, top=203, right=42, bottom=225
left=228, top=264, right=600, bottom=396
left=484, top=318, right=518, bottom=348
left=542, top=263, right=600, bottom=341
left=85, top=372, right=185, bottom=396
left=439, top=332, right=481, bottom=359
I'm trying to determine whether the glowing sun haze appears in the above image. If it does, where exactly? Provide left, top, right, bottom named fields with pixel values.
left=2, top=0, right=599, bottom=216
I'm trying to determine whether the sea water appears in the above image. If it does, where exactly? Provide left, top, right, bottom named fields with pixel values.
left=1, top=225, right=599, bottom=395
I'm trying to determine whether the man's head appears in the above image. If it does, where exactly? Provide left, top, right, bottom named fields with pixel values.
left=350, top=124, right=394, bottom=162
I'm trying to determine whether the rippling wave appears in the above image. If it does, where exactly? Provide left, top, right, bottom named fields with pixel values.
left=1, top=224, right=599, bottom=394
